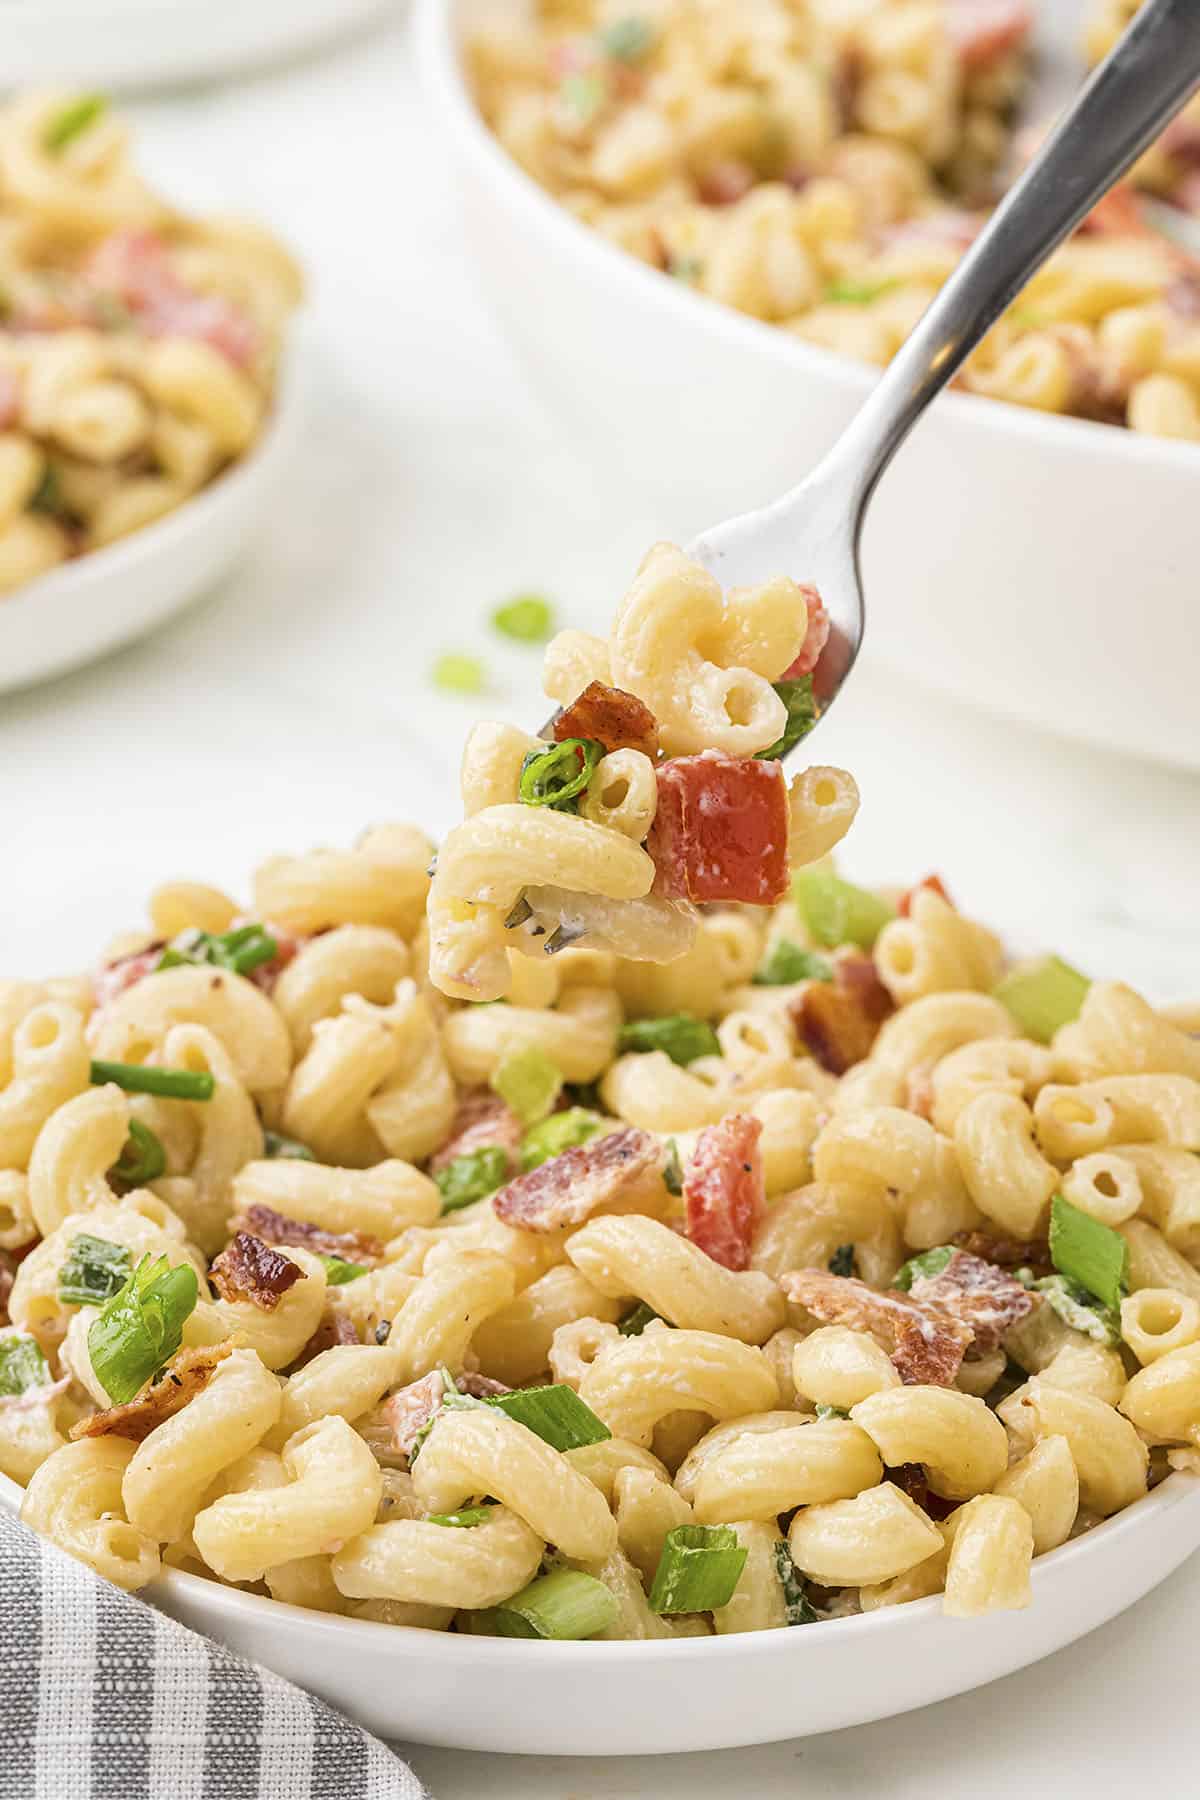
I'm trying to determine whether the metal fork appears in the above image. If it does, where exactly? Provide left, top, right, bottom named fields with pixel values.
left=686, top=0, right=1200, bottom=738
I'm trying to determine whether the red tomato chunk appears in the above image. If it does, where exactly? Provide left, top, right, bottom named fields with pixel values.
left=897, top=873, right=955, bottom=918
left=683, top=1114, right=765, bottom=1272
left=649, top=751, right=790, bottom=905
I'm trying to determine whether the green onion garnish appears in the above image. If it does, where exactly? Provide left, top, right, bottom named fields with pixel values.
left=44, top=93, right=108, bottom=153
left=669, top=255, right=704, bottom=285
left=663, top=1138, right=683, bottom=1196
left=157, top=923, right=277, bottom=978
left=58, top=1234, right=132, bottom=1308
left=474, top=1568, right=618, bottom=1639
left=753, top=939, right=834, bottom=986
left=0, top=1333, right=51, bottom=1397
left=827, top=1243, right=856, bottom=1278
left=90, top=1060, right=215, bottom=1102
left=263, top=1129, right=315, bottom=1161
left=814, top=1403, right=849, bottom=1421
left=490, top=1384, right=611, bottom=1452
left=520, top=1106, right=602, bottom=1170
left=892, top=1245, right=955, bottom=1291
left=559, top=71, right=609, bottom=124
left=824, top=276, right=898, bottom=306
left=618, top=1014, right=719, bottom=1067
left=649, top=1524, right=748, bottom=1614
left=599, top=15, right=653, bottom=61
left=1032, top=1274, right=1121, bottom=1345
left=618, top=1300, right=663, bottom=1337
left=792, top=870, right=894, bottom=950
left=426, top=1505, right=494, bottom=1528
left=108, top=1119, right=167, bottom=1188
left=434, top=1146, right=509, bottom=1213
left=993, top=956, right=1091, bottom=1043
left=318, top=1254, right=368, bottom=1285
left=518, top=738, right=605, bottom=811
left=774, top=1540, right=818, bottom=1624
left=492, top=593, right=554, bottom=642
left=757, top=676, right=818, bottom=760
left=492, top=1045, right=562, bottom=1127
left=29, top=463, right=70, bottom=519
left=1049, top=1194, right=1129, bottom=1312
left=432, top=652, right=486, bottom=695
left=87, top=1253, right=199, bottom=1405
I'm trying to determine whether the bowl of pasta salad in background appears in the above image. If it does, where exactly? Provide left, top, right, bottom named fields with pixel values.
left=3, top=541, right=1200, bottom=1753
left=0, top=90, right=303, bottom=692
left=416, top=0, right=1200, bottom=770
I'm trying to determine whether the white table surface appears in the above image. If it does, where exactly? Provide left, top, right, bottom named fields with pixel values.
left=2, top=9, right=1199, bottom=1791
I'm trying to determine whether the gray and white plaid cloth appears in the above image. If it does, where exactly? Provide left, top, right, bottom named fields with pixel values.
left=0, top=1509, right=430, bottom=1800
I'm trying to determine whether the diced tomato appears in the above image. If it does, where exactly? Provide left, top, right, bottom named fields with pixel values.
left=683, top=1114, right=764, bottom=1272
left=243, top=924, right=304, bottom=994
left=85, top=229, right=260, bottom=368
left=897, top=873, right=954, bottom=918
left=948, top=0, right=1032, bottom=71
left=648, top=751, right=790, bottom=905
left=779, top=586, right=830, bottom=681
left=92, top=944, right=165, bottom=1012
left=1077, top=183, right=1152, bottom=239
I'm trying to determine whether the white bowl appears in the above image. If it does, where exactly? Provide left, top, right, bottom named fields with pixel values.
left=0, top=357, right=302, bottom=694
left=416, top=0, right=1200, bottom=772
left=2, top=1464, right=1197, bottom=1754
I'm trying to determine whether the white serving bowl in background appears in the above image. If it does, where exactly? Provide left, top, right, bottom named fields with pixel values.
left=417, top=0, right=1200, bottom=772
left=2, top=1465, right=1198, bottom=1753
left=0, top=354, right=302, bottom=694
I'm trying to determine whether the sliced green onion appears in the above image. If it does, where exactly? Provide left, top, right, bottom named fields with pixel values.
left=263, top=1129, right=315, bottom=1161
left=814, top=1403, right=849, bottom=1421
left=44, top=93, right=108, bottom=153
left=774, top=1540, right=818, bottom=1625
left=1049, top=1194, right=1128, bottom=1311
left=492, top=593, right=554, bottom=642
left=757, top=676, right=818, bottom=761
left=892, top=1245, right=955, bottom=1291
left=87, top=1253, right=199, bottom=1405
left=827, top=1243, right=856, bottom=1278
left=58, top=1234, right=132, bottom=1307
left=475, top=1568, right=618, bottom=1639
left=520, top=1106, right=602, bottom=1170
left=618, top=1014, right=719, bottom=1067
left=618, top=1300, right=663, bottom=1337
left=426, top=1505, right=494, bottom=1528
left=157, top=923, right=277, bottom=978
left=993, top=956, right=1091, bottom=1044
left=669, top=254, right=704, bottom=285
left=559, top=71, right=609, bottom=123
left=825, top=276, right=898, bottom=305
left=492, top=1045, right=562, bottom=1126
left=753, top=939, right=834, bottom=987
left=1032, top=1274, right=1121, bottom=1345
left=434, top=1147, right=509, bottom=1213
left=649, top=1524, right=748, bottom=1614
left=0, top=1333, right=51, bottom=1397
left=29, top=463, right=70, bottom=518
left=108, top=1119, right=166, bottom=1188
left=518, top=738, right=605, bottom=811
left=318, top=1254, right=368, bottom=1285
left=599, top=15, right=654, bottom=61
left=90, top=1060, right=215, bottom=1102
left=490, top=1384, right=611, bottom=1451
left=792, top=870, right=894, bottom=950
left=663, top=1138, right=683, bottom=1195
left=432, top=652, right=486, bottom=695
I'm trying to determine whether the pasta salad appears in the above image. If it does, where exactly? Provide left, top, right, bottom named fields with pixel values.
left=4, top=543, right=1200, bottom=1641
left=468, top=0, right=1200, bottom=442
left=0, top=90, right=302, bottom=596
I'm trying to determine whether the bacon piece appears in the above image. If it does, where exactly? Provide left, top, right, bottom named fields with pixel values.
left=70, top=1343, right=233, bottom=1442
left=1165, top=269, right=1200, bottom=319
left=898, top=873, right=954, bottom=918
left=948, top=0, right=1032, bottom=70
left=779, top=586, right=831, bottom=681
left=430, top=1089, right=524, bottom=1176
left=683, top=1115, right=764, bottom=1272
left=649, top=751, right=790, bottom=906
left=85, top=229, right=260, bottom=368
left=890, top=1462, right=958, bottom=1521
left=953, top=1230, right=1052, bottom=1277
left=0, top=369, right=19, bottom=432
left=782, top=1269, right=971, bottom=1387
left=286, top=1308, right=360, bottom=1371
left=790, top=952, right=894, bottom=1075
left=493, top=1126, right=664, bottom=1233
left=92, top=943, right=166, bottom=1012
left=209, top=1232, right=302, bottom=1311
left=232, top=1202, right=382, bottom=1266
left=882, top=209, right=984, bottom=253
left=1078, top=184, right=1152, bottom=239
left=697, top=158, right=756, bottom=206
left=384, top=1368, right=512, bottom=1461
left=908, top=1250, right=1036, bottom=1352
left=551, top=680, right=659, bottom=759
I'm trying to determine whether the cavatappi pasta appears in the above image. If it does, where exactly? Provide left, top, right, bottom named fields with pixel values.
left=468, top=0, right=1200, bottom=442
left=0, top=89, right=302, bottom=595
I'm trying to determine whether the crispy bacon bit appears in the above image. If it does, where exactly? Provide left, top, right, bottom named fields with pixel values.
left=649, top=751, right=790, bottom=906
left=232, top=1202, right=383, bottom=1266
left=898, top=874, right=954, bottom=918
left=953, top=1230, right=1052, bottom=1277
left=0, top=369, right=19, bottom=432
left=697, top=158, right=756, bottom=206
left=85, top=230, right=260, bottom=368
left=779, top=586, right=831, bottom=680
left=70, top=1343, right=233, bottom=1442
left=890, top=1462, right=957, bottom=1521
left=92, top=943, right=166, bottom=1012
left=384, top=1368, right=512, bottom=1461
left=948, top=0, right=1032, bottom=70
left=908, top=1250, right=1036, bottom=1352
left=1165, top=269, right=1200, bottom=320
left=493, top=1127, right=664, bottom=1233
left=783, top=1269, right=971, bottom=1387
left=790, top=952, right=894, bottom=1076
left=683, top=1115, right=764, bottom=1272
left=551, top=680, right=660, bottom=759
left=209, top=1232, right=302, bottom=1310
left=286, top=1308, right=360, bottom=1371
left=430, top=1089, right=524, bottom=1177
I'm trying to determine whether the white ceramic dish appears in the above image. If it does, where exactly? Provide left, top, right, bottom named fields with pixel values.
left=0, top=356, right=302, bottom=695
left=416, top=0, right=1200, bottom=773
left=2, top=0, right=396, bottom=91
left=1, top=1464, right=1197, bottom=1754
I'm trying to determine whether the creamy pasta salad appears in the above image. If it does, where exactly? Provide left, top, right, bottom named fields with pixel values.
left=4, top=544, right=1199, bottom=1641
left=469, top=0, right=1200, bottom=441
left=0, top=90, right=302, bottom=595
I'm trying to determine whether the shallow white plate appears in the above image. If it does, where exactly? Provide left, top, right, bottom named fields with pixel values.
left=417, top=0, right=1200, bottom=772
left=1, top=1464, right=1197, bottom=1754
left=0, top=357, right=302, bottom=694
left=2, top=0, right=396, bottom=91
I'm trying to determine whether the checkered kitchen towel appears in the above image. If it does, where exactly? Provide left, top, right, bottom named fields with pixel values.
left=0, top=1509, right=430, bottom=1800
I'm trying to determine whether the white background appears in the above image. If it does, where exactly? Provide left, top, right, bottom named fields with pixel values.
left=3, top=9, right=1200, bottom=1792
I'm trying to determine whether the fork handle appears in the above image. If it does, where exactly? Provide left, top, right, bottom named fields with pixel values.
left=826, top=0, right=1200, bottom=518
